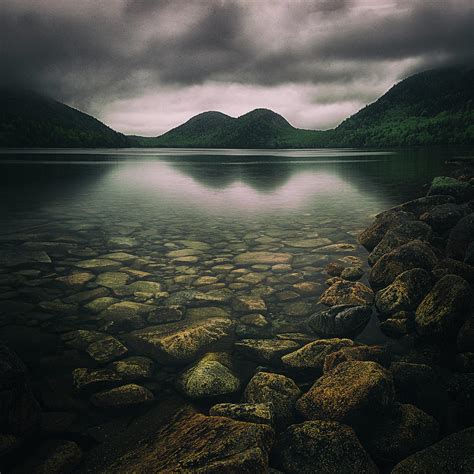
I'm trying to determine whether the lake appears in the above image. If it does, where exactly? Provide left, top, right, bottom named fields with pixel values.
left=0, top=146, right=468, bottom=466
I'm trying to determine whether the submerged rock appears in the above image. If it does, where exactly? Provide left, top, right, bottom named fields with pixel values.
left=235, top=339, right=300, bottom=365
left=244, top=372, right=301, bottom=428
left=99, top=301, right=156, bottom=333
left=234, top=251, right=292, bottom=265
left=275, top=420, right=378, bottom=474
left=369, top=240, right=437, bottom=291
left=323, top=345, right=390, bottom=373
left=124, top=317, right=235, bottom=365
left=391, top=427, right=474, bottom=473
left=366, top=403, right=439, bottom=464
left=102, top=406, right=274, bottom=472
left=319, top=280, right=374, bottom=306
left=209, top=402, right=274, bottom=425
left=415, top=274, right=471, bottom=340
left=91, top=383, right=154, bottom=408
left=176, top=353, right=240, bottom=399
left=375, top=268, right=432, bottom=316
left=232, top=295, right=267, bottom=312
left=96, top=271, right=130, bottom=288
left=309, top=304, right=372, bottom=338
left=296, top=361, right=395, bottom=432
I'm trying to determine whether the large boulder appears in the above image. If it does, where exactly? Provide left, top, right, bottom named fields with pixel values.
left=296, top=361, right=395, bottom=433
left=274, top=420, right=377, bottom=474
left=0, top=343, right=40, bottom=436
left=446, top=213, right=474, bottom=261
left=366, top=403, right=439, bottom=464
left=375, top=268, right=432, bottom=317
left=282, top=338, right=356, bottom=374
left=244, top=372, right=301, bottom=428
left=369, top=240, right=437, bottom=291
left=389, top=195, right=455, bottom=218
left=235, top=339, right=299, bottom=365
left=308, top=305, right=372, bottom=338
left=391, top=427, right=474, bottom=473
left=319, top=281, right=374, bottom=306
left=427, top=176, right=474, bottom=203
left=101, top=406, right=275, bottom=472
left=323, top=345, right=391, bottom=373
left=176, top=353, right=241, bottom=399
left=123, top=317, right=234, bottom=365
left=420, top=203, right=468, bottom=232
left=368, top=221, right=432, bottom=266
left=415, top=274, right=471, bottom=340
left=358, top=210, right=417, bottom=251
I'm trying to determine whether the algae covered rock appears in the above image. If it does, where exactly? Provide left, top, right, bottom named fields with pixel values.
left=319, top=280, right=374, bottom=306
left=415, top=274, right=471, bottom=340
left=309, top=304, right=372, bottom=338
left=90, top=383, right=154, bottom=408
left=427, top=176, right=474, bottom=203
left=275, top=420, right=377, bottom=474
left=102, top=406, right=274, bottom=472
left=235, top=338, right=300, bottom=365
left=366, top=403, right=439, bottom=464
left=369, top=240, right=437, bottom=291
left=420, top=203, right=468, bottom=231
left=323, top=344, right=390, bottom=373
left=391, top=427, right=474, bottom=473
left=296, top=361, right=395, bottom=432
left=209, top=402, right=274, bottom=425
left=244, top=371, right=301, bottom=428
left=375, top=268, right=432, bottom=316
left=446, top=213, right=474, bottom=260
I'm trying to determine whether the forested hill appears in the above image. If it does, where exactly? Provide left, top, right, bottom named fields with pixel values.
left=328, top=67, right=474, bottom=147
left=0, top=89, right=130, bottom=148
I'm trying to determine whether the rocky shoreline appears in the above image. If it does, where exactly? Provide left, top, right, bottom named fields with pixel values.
left=1, top=160, right=474, bottom=473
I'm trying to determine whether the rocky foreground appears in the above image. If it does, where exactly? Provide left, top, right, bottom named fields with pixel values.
left=1, top=164, right=474, bottom=472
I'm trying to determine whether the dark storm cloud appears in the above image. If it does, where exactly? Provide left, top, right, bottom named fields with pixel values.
left=0, top=0, right=472, bottom=132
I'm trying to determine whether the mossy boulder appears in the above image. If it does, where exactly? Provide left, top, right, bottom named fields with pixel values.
left=308, top=305, right=372, bottom=338
left=420, top=203, right=468, bottom=231
left=366, top=403, right=439, bottom=464
left=244, top=372, right=301, bottom=429
left=369, top=240, right=437, bottom=291
left=415, top=274, right=471, bottom=340
left=274, top=420, right=377, bottom=474
left=427, top=176, right=474, bottom=203
left=446, top=213, right=474, bottom=261
left=391, top=427, right=474, bottom=473
left=319, top=281, right=374, bottom=306
left=390, top=194, right=455, bottom=217
left=375, top=268, right=432, bottom=317
left=296, top=361, right=395, bottom=432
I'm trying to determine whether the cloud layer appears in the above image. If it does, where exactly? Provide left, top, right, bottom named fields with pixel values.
left=1, top=0, right=472, bottom=135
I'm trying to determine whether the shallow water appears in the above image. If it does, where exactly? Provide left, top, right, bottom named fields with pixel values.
left=0, top=147, right=467, bottom=464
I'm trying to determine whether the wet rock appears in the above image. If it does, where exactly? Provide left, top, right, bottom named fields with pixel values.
left=102, top=406, right=274, bottom=472
left=125, top=280, right=163, bottom=296
left=99, top=301, right=155, bottom=333
left=275, top=420, right=377, bottom=474
left=124, top=317, right=234, bottom=365
left=12, top=439, right=82, bottom=474
left=193, top=288, right=234, bottom=305
left=457, top=317, right=474, bottom=352
left=186, top=306, right=230, bottom=320
left=146, top=305, right=184, bottom=324
left=434, top=258, right=474, bottom=284
left=380, top=318, right=414, bottom=338
left=74, top=258, right=121, bottom=272
left=340, top=266, right=364, bottom=281
left=292, top=281, right=322, bottom=295
left=368, top=220, right=432, bottom=265
left=446, top=213, right=474, bottom=260
left=240, top=313, right=269, bottom=327
left=232, top=295, right=267, bottom=312
left=283, top=237, right=332, bottom=248
left=391, top=427, right=474, bottom=473
left=38, top=300, right=78, bottom=314
left=415, top=274, right=471, bottom=340
left=109, top=356, right=154, bottom=380
left=0, top=343, right=41, bottom=436
left=389, top=194, right=455, bottom=218
left=84, top=296, right=119, bottom=313
left=319, top=280, right=374, bottom=306
left=40, top=411, right=77, bottom=435
left=366, top=403, right=439, bottom=464
left=209, top=402, right=274, bottom=425
left=91, top=383, right=154, bottom=408
left=55, top=272, right=95, bottom=288
left=280, top=300, right=312, bottom=317
left=375, top=268, right=432, bottom=316
left=0, top=248, right=51, bottom=267
left=282, top=338, right=356, bottom=374
left=296, top=361, right=395, bottom=432
left=176, top=353, right=240, bottom=399
left=427, top=176, right=474, bottom=203
left=244, top=371, right=301, bottom=428
left=107, top=236, right=138, bottom=249
left=369, top=240, right=438, bottom=291
left=309, top=304, right=372, bottom=338
left=358, top=210, right=417, bottom=251
left=96, top=271, right=130, bottom=288
left=323, top=345, right=390, bottom=373
left=420, top=203, right=468, bottom=231
left=235, top=339, right=299, bottom=365
left=72, top=367, right=123, bottom=391
left=63, top=287, right=109, bottom=304
left=234, top=251, right=292, bottom=265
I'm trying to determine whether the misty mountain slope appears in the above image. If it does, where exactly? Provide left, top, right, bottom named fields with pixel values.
left=330, top=67, right=474, bottom=146
left=0, top=89, right=131, bottom=148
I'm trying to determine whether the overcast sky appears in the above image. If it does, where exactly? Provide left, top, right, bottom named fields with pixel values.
left=1, top=0, right=472, bottom=135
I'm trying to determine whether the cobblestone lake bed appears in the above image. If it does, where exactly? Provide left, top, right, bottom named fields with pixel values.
left=1, top=148, right=473, bottom=473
